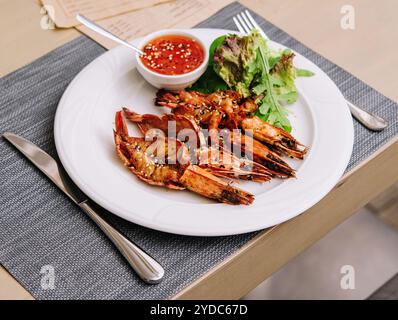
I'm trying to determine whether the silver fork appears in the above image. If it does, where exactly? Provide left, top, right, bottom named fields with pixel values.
left=233, top=10, right=388, bottom=131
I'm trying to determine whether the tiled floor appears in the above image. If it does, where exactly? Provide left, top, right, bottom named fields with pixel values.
left=244, top=208, right=398, bottom=300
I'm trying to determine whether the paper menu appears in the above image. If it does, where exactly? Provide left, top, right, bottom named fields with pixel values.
left=76, top=0, right=232, bottom=49
left=41, top=0, right=172, bottom=28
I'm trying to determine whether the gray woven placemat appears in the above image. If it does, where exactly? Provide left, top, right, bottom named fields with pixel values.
left=1, top=2, right=397, bottom=300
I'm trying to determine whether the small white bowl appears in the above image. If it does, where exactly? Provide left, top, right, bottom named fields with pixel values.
left=135, top=29, right=209, bottom=90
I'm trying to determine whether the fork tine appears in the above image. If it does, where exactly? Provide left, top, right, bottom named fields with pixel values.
left=237, top=13, right=251, bottom=34
left=241, top=11, right=254, bottom=31
left=233, top=16, right=246, bottom=34
left=244, top=10, right=269, bottom=40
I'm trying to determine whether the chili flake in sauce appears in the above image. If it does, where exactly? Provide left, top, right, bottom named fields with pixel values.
left=141, top=35, right=205, bottom=75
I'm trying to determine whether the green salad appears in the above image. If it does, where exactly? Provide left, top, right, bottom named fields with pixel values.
left=190, top=30, right=314, bottom=132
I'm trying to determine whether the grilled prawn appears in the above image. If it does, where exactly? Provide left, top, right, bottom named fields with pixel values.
left=114, top=111, right=254, bottom=205
left=123, top=108, right=272, bottom=182
left=223, top=131, right=296, bottom=178
left=241, top=117, right=307, bottom=160
left=155, top=89, right=307, bottom=159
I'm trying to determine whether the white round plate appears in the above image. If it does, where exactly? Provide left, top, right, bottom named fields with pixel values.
left=54, top=28, right=353, bottom=236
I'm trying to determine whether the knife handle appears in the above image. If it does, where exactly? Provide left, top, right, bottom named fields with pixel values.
left=347, top=100, right=388, bottom=131
left=78, top=201, right=164, bottom=284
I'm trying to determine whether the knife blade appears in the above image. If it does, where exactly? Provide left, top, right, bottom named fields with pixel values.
left=3, top=132, right=164, bottom=284
left=3, top=132, right=86, bottom=204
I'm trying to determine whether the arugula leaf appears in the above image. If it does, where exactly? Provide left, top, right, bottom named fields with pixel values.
left=296, top=68, right=315, bottom=77
left=255, top=38, right=293, bottom=132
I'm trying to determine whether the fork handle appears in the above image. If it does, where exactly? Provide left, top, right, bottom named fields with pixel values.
left=79, top=201, right=164, bottom=284
left=347, top=100, right=388, bottom=131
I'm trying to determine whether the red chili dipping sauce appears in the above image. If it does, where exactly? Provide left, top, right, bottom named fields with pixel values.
left=141, top=35, right=205, bottom=75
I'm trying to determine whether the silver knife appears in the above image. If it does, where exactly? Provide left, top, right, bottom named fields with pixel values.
left=3, top=132, right=164, bottom=284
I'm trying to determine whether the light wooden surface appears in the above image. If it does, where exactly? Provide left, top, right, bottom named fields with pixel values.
left=0, top=0, right=397, bottom=300
left=0, top=0, right=78, bottom=77
left=368, top=183, right=398, bottom=230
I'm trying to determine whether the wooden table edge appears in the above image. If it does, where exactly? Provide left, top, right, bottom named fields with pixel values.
left=172, top=136, right=398, bottom=300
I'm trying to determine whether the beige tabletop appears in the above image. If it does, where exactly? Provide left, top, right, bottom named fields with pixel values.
left=1, top=0, right=398, bottom=300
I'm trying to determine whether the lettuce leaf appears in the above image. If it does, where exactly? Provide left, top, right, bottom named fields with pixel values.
left=189, top=35, right=229, bottom=93
left=191, top=30, right=314, bottom=132
left=213, top=34, right=258, bottom=97
left=211, top=30, right=314, bottom=132
left=189, top=67, right=228, bottom=93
